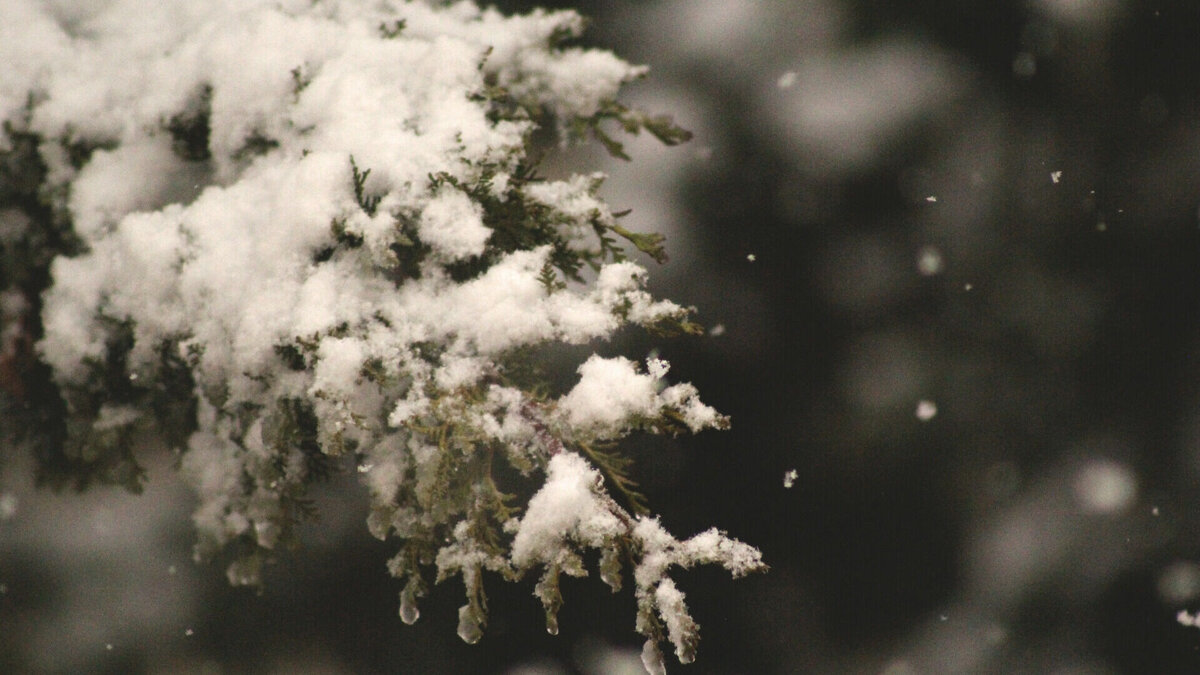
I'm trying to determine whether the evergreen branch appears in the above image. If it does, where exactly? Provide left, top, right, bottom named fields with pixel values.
left=578, top=441, right=650, bottom=516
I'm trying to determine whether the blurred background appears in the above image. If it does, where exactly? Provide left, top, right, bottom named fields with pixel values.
left=8, top=0, right=1200, bottom=672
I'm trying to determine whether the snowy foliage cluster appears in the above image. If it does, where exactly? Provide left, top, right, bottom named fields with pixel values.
left=0, top=0, right=763, bottom=670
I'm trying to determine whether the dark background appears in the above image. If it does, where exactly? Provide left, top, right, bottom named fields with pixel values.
left=8, top=1, right=1200, bottom=673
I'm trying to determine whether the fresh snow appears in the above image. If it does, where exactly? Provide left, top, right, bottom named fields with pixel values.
left=3, top=1, right=761, bottom=670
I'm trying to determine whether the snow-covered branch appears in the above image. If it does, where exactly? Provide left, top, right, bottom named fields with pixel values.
left=0, top=0, right=763, bottom=670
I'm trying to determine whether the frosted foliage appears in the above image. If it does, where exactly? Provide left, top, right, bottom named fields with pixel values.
left=654, top=579, right=698, bottom=663
left=623, top=517, right=764, bottom=667
left=511, top=452, right=623, bottom=567
left=4, top=0, right=761, bottom=670
left=524, top=173, right=615, bottom=234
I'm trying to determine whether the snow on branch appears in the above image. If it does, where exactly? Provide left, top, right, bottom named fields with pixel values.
left=0, top=0, right=763, bottom=671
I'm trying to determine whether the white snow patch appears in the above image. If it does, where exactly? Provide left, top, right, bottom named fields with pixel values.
left=419, top=188, right=490, bottom=260
left=510, top=452, right=623, bottom=567
left=559, top=355, right=661, bottom=431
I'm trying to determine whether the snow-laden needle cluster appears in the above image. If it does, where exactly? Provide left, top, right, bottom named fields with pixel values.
left=0, top=0, right=764, bottom=669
